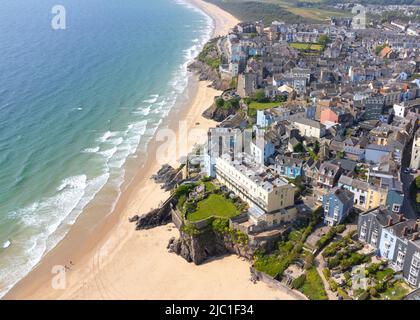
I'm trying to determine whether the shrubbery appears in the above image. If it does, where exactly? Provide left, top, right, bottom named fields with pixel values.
left=329, top=279, right=338, bottom=292
left=292, top=274, right=306, bottom=289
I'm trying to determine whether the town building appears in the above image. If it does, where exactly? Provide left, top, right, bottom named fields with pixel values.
left=317, top=161, right=342, bottom=190
left=358, top=207, right=420, bottom=288
left=410, top=129, right=420, bottom=170
left=269, top=155, right=303, bottom=179
left=323, top=187, right=354, bottom=226
left=292, top=118, right=326, bottom=139
left=203, top=128, right=243, bottom=178
left=215, top=153, right=296, bottom=230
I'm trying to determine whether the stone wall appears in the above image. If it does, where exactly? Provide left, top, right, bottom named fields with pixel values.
left=171, top=208, right=184, bottom=230
left=250, top=267, right=308, bottom=300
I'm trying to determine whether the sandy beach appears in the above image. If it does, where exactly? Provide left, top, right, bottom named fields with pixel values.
left=4, top=0, right=296, bottom=300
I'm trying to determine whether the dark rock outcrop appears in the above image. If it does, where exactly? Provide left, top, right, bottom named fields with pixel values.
left=128, top=215, right=139, bottom=223
left=131, top=203, right=173, bottom=230
left=169, top=228, right=255, bottom=265
left=188, top=61, right=227, bottom=91
left=202, top=103, right=238, bottom=122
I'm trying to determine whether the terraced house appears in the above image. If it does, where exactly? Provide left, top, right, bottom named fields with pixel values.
left=338, top=175, right=388, bottom=211
left=358, top=208, right=420, bottom=288
left=269, top=155, right=303, bottom=179
left=322, top=187, right=354, bottom=226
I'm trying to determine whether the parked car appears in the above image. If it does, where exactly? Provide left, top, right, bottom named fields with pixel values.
left=403, top=168, right=410, bottom=174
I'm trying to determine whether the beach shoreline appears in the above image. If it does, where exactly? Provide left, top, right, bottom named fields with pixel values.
left=4, top=0, right=296, bottom=300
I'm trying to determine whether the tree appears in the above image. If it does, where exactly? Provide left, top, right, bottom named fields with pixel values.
left=293, top=143, right=305, bottom=153
left=215, top=97, right=224, bottom=108
left=336, top=151, right=345, bottom=159
left=369, top=287, right=378, bottom=297
left=416, top=175, right=420, bottom=189
left=313, top=140, right=320, bottom=153
left=329, top=279, right=338, bottom=292
left=254, top=89, right=267, bottom=103
left=304, top=254, right=314, bottom=270
left=318, top=34, right=329, bottom=45
left=291, top=274, right=306, bottom=289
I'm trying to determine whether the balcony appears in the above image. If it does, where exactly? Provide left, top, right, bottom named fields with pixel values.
left=410, top=266, right=419, bottom=277
left=215, top=168, right=267, bottom=211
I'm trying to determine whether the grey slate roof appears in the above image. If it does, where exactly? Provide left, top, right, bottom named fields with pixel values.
left=293, top=118, right=325, bottom=129
left=333, top=188, right=354, bottom=204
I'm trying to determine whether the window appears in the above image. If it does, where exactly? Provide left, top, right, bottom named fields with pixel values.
left=392, top=204, right=401, bottom=212
left=412, top=256, right=420, bottom=268
left=360, top=224, right=367, bottom=240
left=371, top=231, right=378, bottom=246
left=396, top=251, right=405, bottom=269
left=408, top=275, right=417, bottom=286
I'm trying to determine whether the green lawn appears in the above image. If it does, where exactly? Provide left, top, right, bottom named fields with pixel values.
left=203, top=181, right=217, bottom=192
left=286, top=7, right=351, bottom=21
left=248, top=101, right=282, bottom=117
left=187, top=194, right=239, bottom=222
left=380, top=281, right=409, bottom=300
left=290, top=43, right=324, bottom=51
left=269, top=0, right=351, bottom=20
left=249, top=101, right=282, bottom=110
left=374, top=268, right=394, bottom=282
left=300, top=267, right=328, bottom=300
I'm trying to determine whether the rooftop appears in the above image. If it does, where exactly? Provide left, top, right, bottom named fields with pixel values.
left=293, top=118, right=325, bottom=129
left=219, top=153, right=290, bottom=192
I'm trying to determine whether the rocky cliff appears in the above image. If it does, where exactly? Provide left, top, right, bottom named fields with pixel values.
left=188, top=60, right=233, bottom=92
left=201, top=102, right=238, bottom=122
left=129, top=198, right=176, bottom=230
left=167, top=228, right=255, bottom=265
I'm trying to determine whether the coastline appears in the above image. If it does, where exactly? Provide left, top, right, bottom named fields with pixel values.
left=4, top=0, right=296, bottom=300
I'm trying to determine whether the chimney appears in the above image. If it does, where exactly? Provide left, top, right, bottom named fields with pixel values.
left=402, top=226, right=408, bottom=237
left=387, top=216, right=393, bottom=227
left=412, top=233, right=419, bottom=241
left=414, top=220, right=420, bottom=232
left=398, top=214, right=404, bottom=222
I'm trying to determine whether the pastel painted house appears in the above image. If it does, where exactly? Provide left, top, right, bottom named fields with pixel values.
left=320, top=106, right=353, bottom=126
left=338, top=175, right=369, bottom=210
left=358, top=208, right=420, bottom=288
left=381, top=177, right=404, bottom=213
left=256, top=110, right=275, bottom=128
left=269, top=155, right=303, bottom=179
left=322, top=187, right=354, bottom=226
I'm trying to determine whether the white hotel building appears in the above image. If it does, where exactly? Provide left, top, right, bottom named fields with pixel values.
left=215, top=153, right=296, bottom=228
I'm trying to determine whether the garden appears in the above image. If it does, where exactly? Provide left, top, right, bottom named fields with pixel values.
left=253, top=207, right=329, bottom=299
left=244, top=90, right=286, bottom=117
left=173, top=178, right=246, bottom=222
left=321, top=235, right=410, bottom=300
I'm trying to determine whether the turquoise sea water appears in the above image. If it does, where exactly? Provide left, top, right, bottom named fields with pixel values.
left=0, top=0, right=212, bottom=296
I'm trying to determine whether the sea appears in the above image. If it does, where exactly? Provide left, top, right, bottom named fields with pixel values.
left=0, top=0, right=213, bottom=297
